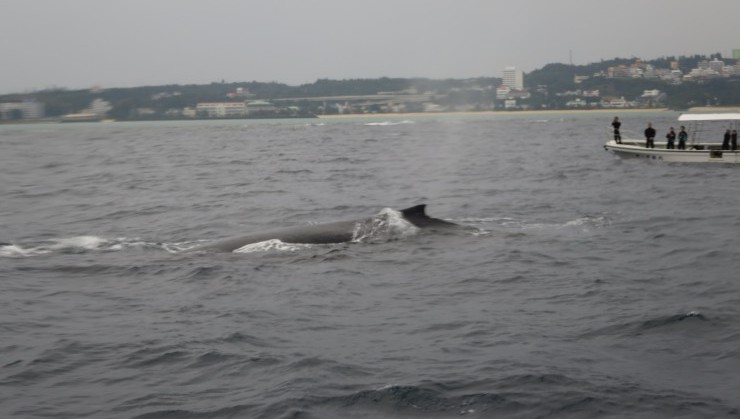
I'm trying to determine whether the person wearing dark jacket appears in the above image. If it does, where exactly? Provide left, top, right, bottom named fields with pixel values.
left=644, top=123, right=656, bottom=148
left=611, top=117, right=622, bottom=144
left=722, top=129, right=731, bottom=150
left=732, top=130, right=738, bottom=151
left=665, top=127, right=676, bottom=149
left=678, top=126, right=688, bottom=150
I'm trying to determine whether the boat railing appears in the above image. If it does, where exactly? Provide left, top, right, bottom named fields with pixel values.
left=606, top=127, right=642, bottom=142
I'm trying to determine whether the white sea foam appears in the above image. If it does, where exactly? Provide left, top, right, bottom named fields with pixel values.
left=0, top=235, right=199, bottom=257
left=563, top=216, right=610, bottom=227
left=351, top=208, right=419, bottom=243
left=163, top=240, right=210, bottom=253
left=52, top=235, right=109, bottom=250
left=0, top=244, right=47, bottom=258
left=0, top=235, right=112, bottom=258
left=233, top=239, right=310, bottom=253
left=499, top=216, right=610, bottom=232
left=0, top=234, right=319, bottom=257
left=456, top=216, right=517, bottom=224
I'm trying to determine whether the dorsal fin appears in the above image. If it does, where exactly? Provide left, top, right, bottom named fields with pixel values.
left=401, top=204, right=427, bottom=218
left=400, top=204, right=458, bottom=229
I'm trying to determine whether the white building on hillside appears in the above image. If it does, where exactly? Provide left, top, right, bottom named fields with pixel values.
left=88, top=99, right=112, bottom=116
left=196, top=102, right=247, bottom=118
left=0, top=100, right=45, bottom=119
left=502, top=66, right=524, bottom=90
left=246, top=100, right=276, bottom=114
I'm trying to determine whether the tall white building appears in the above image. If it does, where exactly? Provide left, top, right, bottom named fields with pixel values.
left=502, top=66, right=524, bottom=90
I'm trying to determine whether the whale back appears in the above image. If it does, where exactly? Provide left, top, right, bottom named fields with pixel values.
left=194, top=220, right=357, bottom=252
left=190, top=204, right=458, bottom=252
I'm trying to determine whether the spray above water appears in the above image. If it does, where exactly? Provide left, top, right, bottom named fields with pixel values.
left=351, top=208, right=419, bottom=243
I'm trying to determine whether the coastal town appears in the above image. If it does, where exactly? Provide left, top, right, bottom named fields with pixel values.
left=1, top=52, right=739, bottom=122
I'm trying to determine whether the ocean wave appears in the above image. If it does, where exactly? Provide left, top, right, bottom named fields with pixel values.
left=268, top=375, right=736, bottom=419
left=578, top=311, right=709, bottom=339
left=131, top=404, right=258, bottom=419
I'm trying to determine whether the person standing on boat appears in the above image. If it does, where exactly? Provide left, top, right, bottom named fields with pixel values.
left=678, top=126, right=688, bottom=150
left=666, top=127, right=676, bottom=149
left=644, top=123, right=656, bottom=148
left=722, top=129, right=731, bottom=150
left=732, top=130, right=738, bottom=151
left=611, top=117, right=622, bottom=144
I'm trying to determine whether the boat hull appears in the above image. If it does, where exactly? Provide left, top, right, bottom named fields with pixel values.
left=604, top=140, right=740, bottom=163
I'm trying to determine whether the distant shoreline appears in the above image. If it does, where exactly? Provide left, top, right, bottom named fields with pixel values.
left=7, top=107, right=740, bottom=126
left=317, top=108, right=672, bottom=119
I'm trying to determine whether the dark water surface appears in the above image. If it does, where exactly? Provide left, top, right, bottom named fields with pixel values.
left=2, top=113, right=740, bottom=418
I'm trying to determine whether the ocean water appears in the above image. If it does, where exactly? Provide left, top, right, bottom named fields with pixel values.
left=1, top=113, right=740, bottom=418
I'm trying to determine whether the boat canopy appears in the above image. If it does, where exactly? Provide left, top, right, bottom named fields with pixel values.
left=678, top=113, right=740, bottom=121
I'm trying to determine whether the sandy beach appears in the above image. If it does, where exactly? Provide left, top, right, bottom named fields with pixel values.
left=317, top=108, right=672, bottom=119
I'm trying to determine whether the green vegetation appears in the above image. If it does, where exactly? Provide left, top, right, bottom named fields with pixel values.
left=1, top=53, right=738, bottom=120
left=524, top=54, right=739, bottom=110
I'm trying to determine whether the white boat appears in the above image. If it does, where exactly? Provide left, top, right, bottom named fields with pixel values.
left=604, top=112, right=740, bottom=163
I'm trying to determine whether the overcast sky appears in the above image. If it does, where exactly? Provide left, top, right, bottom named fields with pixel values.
left=2, top=0, right=739, bottom=94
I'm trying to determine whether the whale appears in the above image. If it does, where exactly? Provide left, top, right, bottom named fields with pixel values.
left=189, top=204, right=457, bottom=252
